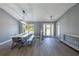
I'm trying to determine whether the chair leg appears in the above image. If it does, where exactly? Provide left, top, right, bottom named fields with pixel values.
left=11, top=42, right=17, bottom=49
left=18, top=41, right=23, bottom=49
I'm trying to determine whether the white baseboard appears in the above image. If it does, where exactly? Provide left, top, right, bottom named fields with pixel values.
left=0, top=39, right=12, bottom=46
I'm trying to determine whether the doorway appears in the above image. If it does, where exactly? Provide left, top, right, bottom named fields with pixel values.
left=43, top=23, right=54, bottom=37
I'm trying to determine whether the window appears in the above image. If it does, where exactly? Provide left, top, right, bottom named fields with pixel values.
left=25, top=24, right=34, bottom=33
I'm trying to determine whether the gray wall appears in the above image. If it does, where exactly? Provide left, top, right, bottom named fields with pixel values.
left=0, top=8, right=19, bottom=42
left=19, top=22, right=25, bottom=33
left=56, top=4, right=79, bottom=39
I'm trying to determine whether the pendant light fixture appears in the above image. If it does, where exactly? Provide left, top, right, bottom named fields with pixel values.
left=20, top=10, right=26, bottom=25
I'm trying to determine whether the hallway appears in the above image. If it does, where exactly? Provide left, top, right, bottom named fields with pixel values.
left=0, top=37, right=79, bottom=56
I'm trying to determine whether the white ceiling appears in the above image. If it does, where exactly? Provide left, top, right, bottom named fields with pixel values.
left=0, top=3, right=76, bottom=22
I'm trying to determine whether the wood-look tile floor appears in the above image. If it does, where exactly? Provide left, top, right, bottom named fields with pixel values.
left=0, top=37, right=79, bottom=56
